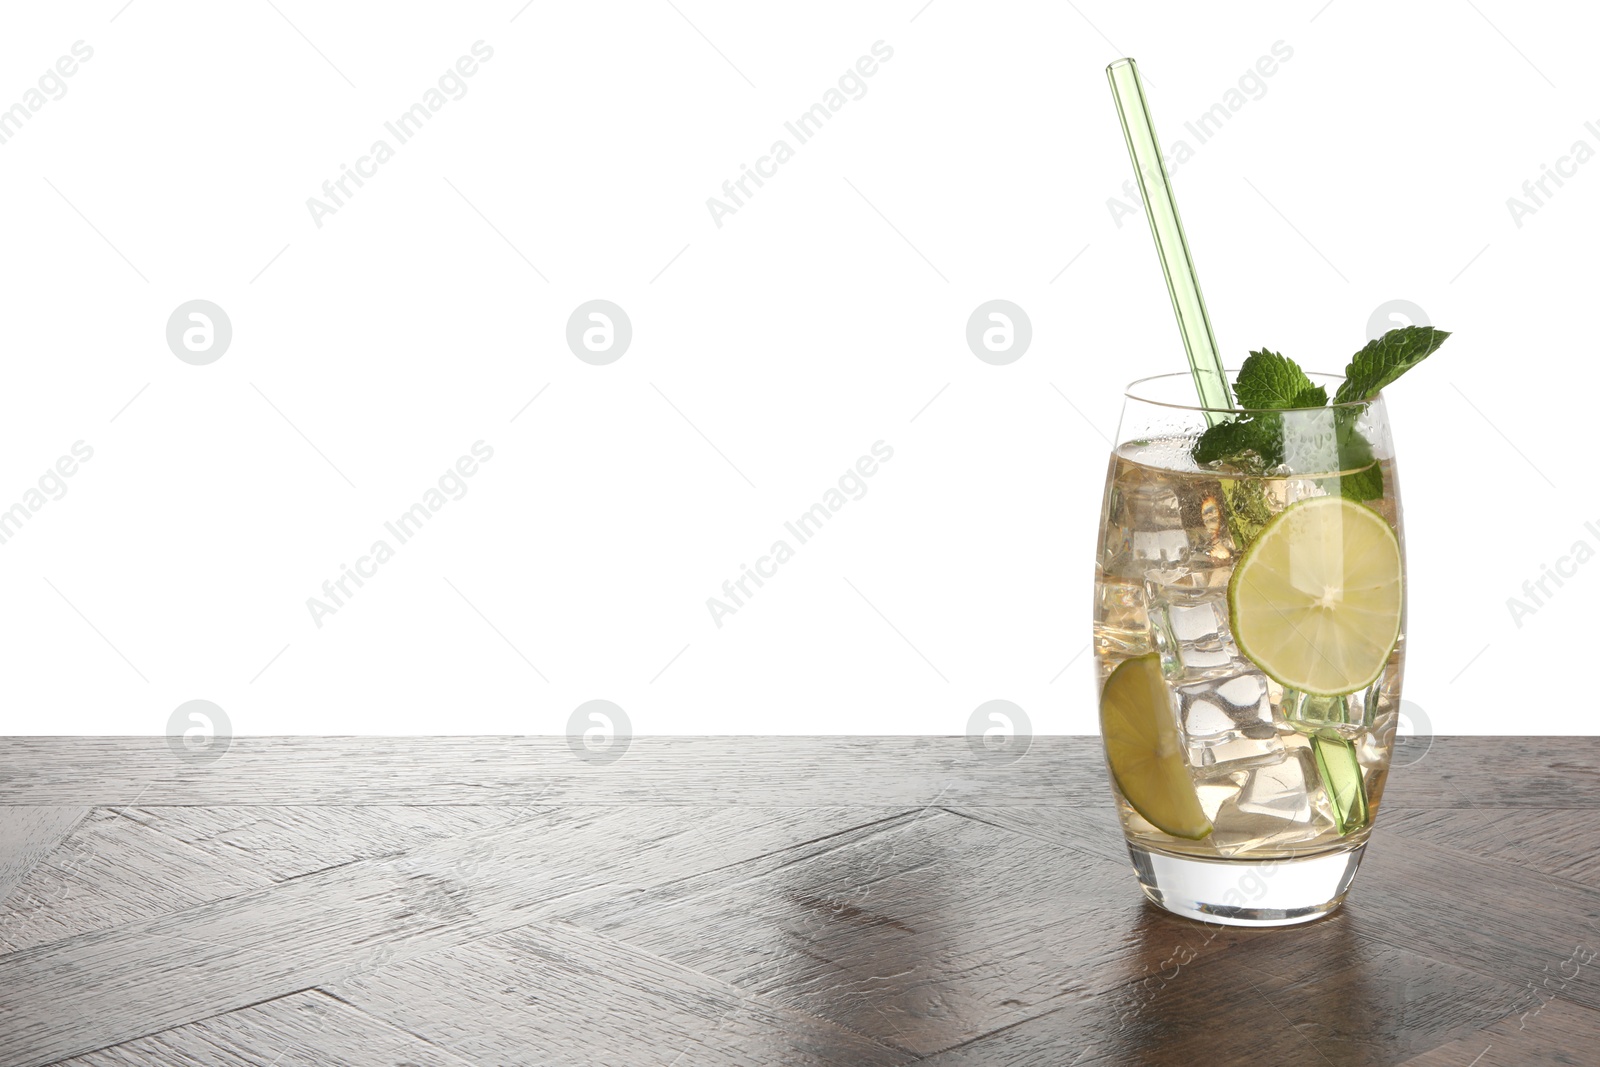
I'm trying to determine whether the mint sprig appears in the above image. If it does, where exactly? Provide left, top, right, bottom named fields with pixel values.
left=1189, top=326, right=1451, bottom=505
left=1332, top=325, right=1451, bottom=404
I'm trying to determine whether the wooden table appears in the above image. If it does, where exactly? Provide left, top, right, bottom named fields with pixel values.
left=1, top=737, right=1596, bottom=1066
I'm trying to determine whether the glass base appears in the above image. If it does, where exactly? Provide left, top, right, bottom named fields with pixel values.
left=1127, top=842, right=1365, bottom=926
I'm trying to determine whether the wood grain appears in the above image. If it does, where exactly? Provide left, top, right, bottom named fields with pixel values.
left=1377, top=736, right=1600, bottom=808
left=0, top=736, right=1127, bottom=806
left=1, top=808, right=273, bottom=954
left=6, top=735, right=1594, bottom=808
left=51, top=989, right=482, bottom=1067
left=943, top=802, right=1129, bottom=867
left=1349, top=829, right=1600, bottom=1012
left=0, top=806, right=543, bottom=953
left=1, top=737, right=1597, bottom=1066
left=1385, top=806, right=1600, bottom=888
left=1398, top=997, right=1600, bottom=1066
left=0, top=806, right=885, bottom=1067
left=580, top=806, right=1267, bottom=1057
left=327, top=920, right=915, bottom=1066
left=0, top=808, right=86, bottom=904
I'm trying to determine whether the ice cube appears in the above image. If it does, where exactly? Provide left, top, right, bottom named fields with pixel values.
left=1235, top=747, right=1317, bottom=822
left=1146, top=568, right=1241, bottom=676
left=1176, top=668, right=1283, bottom=769
left=1094, top=575, right=1152, bottom=661
left=1208, top=807, right=1332, bottom=856
left=1107, top=472, right=1189, bottom=563
left=1104, top=454, right=1236, bottom=572
left=1207, top=747, right=1337, bottom=856
left=1194, top=774, right=1245, bottom=822
left=1133, top=530, right=1188, bottom=563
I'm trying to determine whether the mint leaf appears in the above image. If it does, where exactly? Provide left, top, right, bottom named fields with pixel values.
left=1233, top=349, right=1320, bottom=410
left=1292, top=383, right=1328, bottom=407
left=1339, top=459, right=1383, bottom=501
left=1333, top=326, right=1451, bottom=404
left=1220, top=476, right=1273, bottom=547
left=1193, top=413, right=1283, bottom=468
left=1333, top=411, right=1383, bottom=501
left=1192, top=350, right=1321, bottom=469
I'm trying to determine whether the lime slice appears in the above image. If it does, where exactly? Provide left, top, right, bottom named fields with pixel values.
left=1100, top=653, right=1212, bottom=840
left=1228, top=496, right=1402, bottom=697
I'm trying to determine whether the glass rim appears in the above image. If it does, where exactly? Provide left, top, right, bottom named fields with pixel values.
left=1123, top=370, right=1380, bottom=415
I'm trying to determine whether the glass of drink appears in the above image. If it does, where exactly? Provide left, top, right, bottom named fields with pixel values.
left=1094, top=371, right=1405, bottom=925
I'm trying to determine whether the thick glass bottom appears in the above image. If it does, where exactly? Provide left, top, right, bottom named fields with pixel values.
left=1127, top=841, right=1365, bottom=926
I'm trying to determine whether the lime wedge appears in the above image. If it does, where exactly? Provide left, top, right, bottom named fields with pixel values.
left=1228, top=496, right=1403, bottom=697
left=1100, top=653, right=1212, bottom=840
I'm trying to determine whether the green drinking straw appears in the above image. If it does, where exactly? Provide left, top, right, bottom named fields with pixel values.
left=1107, top=58, right=1233, bottom=424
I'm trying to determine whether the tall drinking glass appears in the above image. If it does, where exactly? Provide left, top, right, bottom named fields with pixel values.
left=1094, top=372, right=1405, bottom=925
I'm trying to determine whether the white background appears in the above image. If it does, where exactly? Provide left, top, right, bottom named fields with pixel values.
left=0, top=1, right=1591, bottom=736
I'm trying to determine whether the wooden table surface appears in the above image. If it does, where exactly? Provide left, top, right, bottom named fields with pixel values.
left=1, top=737, right=1597, bottom=1066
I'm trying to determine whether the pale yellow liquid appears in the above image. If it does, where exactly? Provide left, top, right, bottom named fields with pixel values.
left=1094, top=440, right=1404, bottom=860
